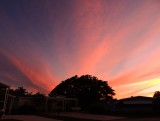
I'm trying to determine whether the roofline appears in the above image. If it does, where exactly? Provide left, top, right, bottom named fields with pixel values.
left=18, top=96, right=45, bottom=99
left=46, top=97, right=78, bottom=100
left=7, top=94, right=16, bottom=98
left=17, top=96, right=78, bottom=101
left=118, top=96, right=153, bottom=101
left=0, top=81, right=10, bottom=87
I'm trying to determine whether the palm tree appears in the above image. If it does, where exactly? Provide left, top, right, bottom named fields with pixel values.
left=14, top=87, right=27, bottom=96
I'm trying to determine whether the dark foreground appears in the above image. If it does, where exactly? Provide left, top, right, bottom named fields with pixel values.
left=117, top=118, right=160, bottom=121
left=2, top=116, right=160, bottom=121
left=0, top=119, right=21, bottom=121
left=2, top=112, right=160, bottom=121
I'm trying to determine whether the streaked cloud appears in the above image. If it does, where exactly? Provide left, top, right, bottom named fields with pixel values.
left=0, top=0, right=160, bottom=98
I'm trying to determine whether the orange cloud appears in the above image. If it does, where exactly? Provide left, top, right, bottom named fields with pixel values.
left=0, top=0, right=160, bottom=98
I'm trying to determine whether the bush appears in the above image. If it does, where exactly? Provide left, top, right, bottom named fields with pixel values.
left=16, top=105, right=36, bottom=114
left=87, top=102, right=109, bottom=114
left=0, top=110, right=4, bottom=119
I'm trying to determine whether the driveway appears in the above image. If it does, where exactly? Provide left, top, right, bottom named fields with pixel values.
left=4, top=115, right=61, bottom=121
left=51, top=112, right=126, bottom=121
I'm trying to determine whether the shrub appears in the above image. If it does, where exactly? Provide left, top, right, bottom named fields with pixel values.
left=16, top=105, right=36, bottom=114
left=87, top=102, right=109, bottom=114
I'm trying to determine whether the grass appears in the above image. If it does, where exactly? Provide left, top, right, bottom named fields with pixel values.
left=115, top=118, right=160, bottom=121
left=38, top=112, right=160, bottom=121
left=38, top=114, right=160, bottom=121
left=38, top=114, right=100, bottom=121
left=0, top=119, right=21, bottom=121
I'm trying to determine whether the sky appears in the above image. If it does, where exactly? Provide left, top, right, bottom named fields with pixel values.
left=0, top=0, right=160, bottom=99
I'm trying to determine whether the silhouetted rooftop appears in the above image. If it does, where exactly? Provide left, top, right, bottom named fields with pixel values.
left=0, top=81, right=9, bottom=88
left=118, top=96, right=153, bottom=104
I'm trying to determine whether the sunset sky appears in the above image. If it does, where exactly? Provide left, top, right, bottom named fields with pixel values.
left=0, top=0, right=160, bottom=99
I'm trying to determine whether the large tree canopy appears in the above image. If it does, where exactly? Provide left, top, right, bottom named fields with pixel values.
left=49, top=75, right=115, bottom=107
left=153, top=91, right=160, bottom=112
left=153, top=91, right=160, bottom=98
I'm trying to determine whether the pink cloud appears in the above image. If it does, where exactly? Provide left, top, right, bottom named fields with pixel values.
left=0, top=0, right=160, bottom=98
left=0, top=49, right=59, bottom=93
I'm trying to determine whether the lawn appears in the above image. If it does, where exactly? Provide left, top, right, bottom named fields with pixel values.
left=2, top=116, right=160, bottom=121
left=115, top=118, right=160, bottom=121
left=39, top=114, right=99, bottom=121
left=39, top=113, right=160, bottom=121
left=0, top=119, right=21, bottom=121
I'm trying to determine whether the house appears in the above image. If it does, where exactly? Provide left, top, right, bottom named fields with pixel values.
left=45, top=96, right=79, bottom=112
left=0, top=82, right=80, bottom=114
left=0, top=82, right=16, bottom=117
left=12, top=96, right=46, bottom=114
left=11, top=96, right=79, bottom=114
left=0, top=82, right=9, bottom=117
left=116, top=96, right=153, bottom=112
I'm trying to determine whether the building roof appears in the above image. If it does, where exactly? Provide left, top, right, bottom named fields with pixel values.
left=0, top=81, right=9, bottom=88
left=46, top=96, right=78, bottom=101
left=118, top=96, right=153, bottom=104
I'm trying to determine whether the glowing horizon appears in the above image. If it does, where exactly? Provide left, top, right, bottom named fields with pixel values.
left=0, top=0, right=160, bottom=99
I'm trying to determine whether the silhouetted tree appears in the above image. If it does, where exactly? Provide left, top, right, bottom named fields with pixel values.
left=9, top=87, right=44, bottom=97
left=153, top=91, right=160, bottom=112
left=32, top=92, right=45, bottom=97
left=153, top=91, right=160, bottom=98
left=49, top=75, right=115, bottom=109
left=9, top=87, right=28, bottom=97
